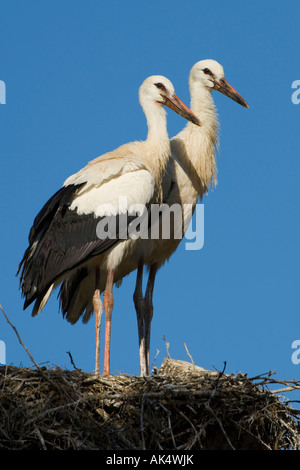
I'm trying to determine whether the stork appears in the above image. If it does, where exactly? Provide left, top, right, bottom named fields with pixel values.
left=134, top=60, right=249, bottom=375
left=18, top=75, right=200, bottom=375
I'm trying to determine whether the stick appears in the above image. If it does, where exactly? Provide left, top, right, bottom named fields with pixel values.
left=0, top=304, right=41, bottom=371
left=184, top=343, right=194, bottom=365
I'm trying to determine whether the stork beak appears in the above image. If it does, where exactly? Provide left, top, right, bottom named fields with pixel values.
left=214, top=78, right=249, bottom=108
left=164, top=93, right=201, bottom=126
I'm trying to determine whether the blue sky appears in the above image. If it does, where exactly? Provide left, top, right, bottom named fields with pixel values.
left=0, top=0, right=300, bottom=402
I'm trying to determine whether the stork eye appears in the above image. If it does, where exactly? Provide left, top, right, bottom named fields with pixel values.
left=203, top=68, right=211, bottom=75
left=155, top=82, right=166, bottom=91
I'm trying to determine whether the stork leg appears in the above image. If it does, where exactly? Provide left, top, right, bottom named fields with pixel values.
left=93, top=268, right=102, bottom=375
left=144, top=263, right=157, bottom=373
left=103, top=268, right=114, bottom=375
left=133, top=259, right=148, bottom=377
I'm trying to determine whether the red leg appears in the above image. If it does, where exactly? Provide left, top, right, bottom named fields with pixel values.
left=103, top=268, right=114, bottom=375
left=93, top=268, right=102, bottom=375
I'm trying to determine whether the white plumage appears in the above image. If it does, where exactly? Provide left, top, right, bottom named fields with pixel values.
left=18, top=75, right=200, bottom=375
left=133, top=60, right=249, bottom=376
left=68, top=169, right=154, bottom=217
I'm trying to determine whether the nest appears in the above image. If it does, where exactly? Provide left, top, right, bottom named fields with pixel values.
left=0, top=358, right=299, bottom=450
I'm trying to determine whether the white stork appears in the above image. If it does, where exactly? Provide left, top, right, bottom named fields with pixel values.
left=133, top=60, right=249, bottom=375
left=18, top=75, right=200, bottom=375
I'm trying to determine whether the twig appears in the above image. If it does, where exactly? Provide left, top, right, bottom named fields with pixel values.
left=205, top=402, right=235, bottom=450
left=34, top=427, right=47, bottom=450
left=161, top=335, right=170, bottom=358
left=27, top=399, right=85, bottom=424
left=176, top=407, right=202, bottom=449
left=167, top=413, right=177, bottom=449
left=140, top=396, right=146, bottom=450
left=184, top=343, right=194, bottom=365
left=67, top=351, right=78, bottom=370
left=0, top=304, right=41, bottom=371
left=212, top=361, right=227, bottom=378
left=207, top=361, right=227, bottom=403
left=151, top=348, right=160, bottom=372
left=271, top=386, right=300, bottom=394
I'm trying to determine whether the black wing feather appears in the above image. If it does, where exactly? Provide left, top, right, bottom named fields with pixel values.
left=18, top=183, right=136, bottom=311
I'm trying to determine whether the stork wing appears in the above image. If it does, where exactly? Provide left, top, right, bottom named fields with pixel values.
left=18, top=155, right=155, bottom=312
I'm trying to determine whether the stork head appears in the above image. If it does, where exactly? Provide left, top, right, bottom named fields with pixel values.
left=189, top=59, right=249, bottom=108
left=139, top=75, right=201, bottom=126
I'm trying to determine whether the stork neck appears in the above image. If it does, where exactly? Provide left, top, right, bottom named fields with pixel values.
left=145, top=105, right=168, bottom=141
left=189, top=82, right=215, bottom=122
left=144, top=105, right=170, bottom=161
left=171, top=83, right=218, bottom=196
left=143, top=104, right=171, bottom=203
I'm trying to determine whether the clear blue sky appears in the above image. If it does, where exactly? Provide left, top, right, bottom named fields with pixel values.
left=1, top=1, right=299, bottom=401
